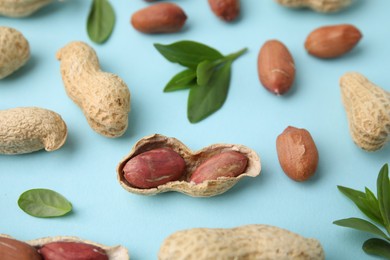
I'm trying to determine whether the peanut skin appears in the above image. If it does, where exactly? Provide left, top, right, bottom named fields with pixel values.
left=258, top=40, right=295, bottom=95
left=0, top=26, right=30, bottom=79
left=38, top=242, right=108, bottom=260
left=131, top=3, right=187, bottom=33
left=208, top=0, right=240, bottom=22
left=305, top=24, right=362, bottom=58
left=189, top=151, right=248, bottom=184
left=0, top=237, right=42, bottom=260
left=276, top=126, right=319, bottom=181
left=56, top=41, right=131, bottom=138
left=159, top=224, right=325, bottom=259
left=0, top=107, right=67, bottom=155
left=123, top=147, right=186, bottom=189
left=0, top=0, right=52, bottom=17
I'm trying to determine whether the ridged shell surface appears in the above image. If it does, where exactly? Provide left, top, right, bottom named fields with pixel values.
left=0, top=0, right=52, bottom=17
left=275, top=0, right=351, bottom=12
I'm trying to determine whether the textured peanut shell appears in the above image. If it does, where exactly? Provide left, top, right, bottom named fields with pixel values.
left=56, top=41, right=131, bottom=138
left=0, top=26, right=30, bottom=79
left=0, top=107, right=67, bottom=155
left=340, top=72, right=390, bottom=151
left=117, top=134, right=261, bottom=197
left=275, top=0, right=351, bottom=12
left=0, top=0, right=52, bottom=17
left=27, top=236, right=129, bottom=260
left=159, top=224, right=325, bottom=260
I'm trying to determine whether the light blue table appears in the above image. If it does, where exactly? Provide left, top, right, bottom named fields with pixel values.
left=1, top=0, right=389, bottom=259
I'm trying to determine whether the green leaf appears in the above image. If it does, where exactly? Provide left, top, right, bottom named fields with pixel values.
left=338, top=185, right=383, bottom=225
left=87, top=0, right=115, bottom=44
left=164, top=69, right=196, bottom=92
left=187, top=61, right=232, bottom=123
left=18, top=189, right=72, bottom=218
left=377, top=164, right=390, bottom=232
left=363, top=187, right=384, bottom=226
left=363, top=238, right=390, bottom=259
left=154, top=41, right=223, bottom=69
left=333, top=218, right=390, bottom=240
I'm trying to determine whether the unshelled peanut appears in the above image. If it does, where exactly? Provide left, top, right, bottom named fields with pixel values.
left=190, top=151, right=248, bottom=184
left=0, top=26, right=30, bottom=79
left=275, top=0, right=352, bottom=13
left=123, top=147, right=186, bottom=189
left=131, top=3, right=187, bottom=33
left=0, top=0, right=52, bottom=17
left=0, top=107, right=67, bottom=155
left=56, top=41, right=130, bottom=138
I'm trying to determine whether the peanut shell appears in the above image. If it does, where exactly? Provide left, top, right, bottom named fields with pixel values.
left=159, top=224, right=325, bottom=259
left=117, top=134, right=261, bottom=197
left=56, top=41, right=131, bottom=138
left=275, top=0, right=352, bottom=13
left=0, top=26, right=30, bottom=79
left=0, top=0, right=52, bottom=17
left=0, top=107, right=67, bottom=155
left=340, top=72, right=390, bottom=151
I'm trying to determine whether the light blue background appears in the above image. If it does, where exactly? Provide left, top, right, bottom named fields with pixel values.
left=1, top=0, right=389, bottom=259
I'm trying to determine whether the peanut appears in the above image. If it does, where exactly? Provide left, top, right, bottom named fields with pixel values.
left=340, top=72, right=390, bottom=151
left=305, top=24, right=362, bottom=58
left=257, top=39, right=295, bottom=95
left=131, top=3, right=187, bottom=34
left=274, top=0, right=352, bottom=13
left=39, top=242, right=108, bottom=260
left=0, top=237, right=41, bottom=260
left=123, top=147, right=186, bottom=189
left=56, top=41, right=131, bottom=138
left=0, top=107, right=67, bottom=155
left=0, top=26, right=30, bottom=79
left=189, top=151, right=248, bottom=184
left=0, top=0, right=52, bottom=17
left=159, top=224, right=325, bottom=259
left=276, top=126, right=319, bottom=181
left=208, top=0, right=240, bottom=22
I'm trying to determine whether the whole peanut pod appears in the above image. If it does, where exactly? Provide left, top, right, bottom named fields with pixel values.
left=56, top=41, right=131, bottom=138
left=0, top=236, right=41, bottom=260
left=0, top=0, right=52, bottom=17
left=0, top=107, right=67, bottom=155
left=208, top=0, right=240, bottom=22
left=275, top=0, right=352, bottom=13
left=0, top=26, right=30, bottom=79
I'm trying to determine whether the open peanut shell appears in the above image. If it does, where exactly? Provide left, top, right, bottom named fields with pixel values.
left=117, top=134, right=261, bottom=197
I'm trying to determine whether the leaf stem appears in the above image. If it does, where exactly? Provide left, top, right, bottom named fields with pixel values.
left=225, top=48, right=248, bottom=61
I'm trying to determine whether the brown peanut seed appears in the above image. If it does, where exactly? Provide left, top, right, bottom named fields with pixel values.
left=38, top=242, right=108, bottom=260
left=123, top=147, right=186, bottom=189
left=0, top=237, right=42, bottom=260
left=208, top=0, right=240, bottom=22
left=131, top=3, right=187, bottom=34
left=276, top=126, right=319, bottom=181
left=257, top=40, right=295, bottom=95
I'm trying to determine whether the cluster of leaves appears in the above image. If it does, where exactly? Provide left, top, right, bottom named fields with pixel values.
left=334, top=164, right=390, bottom=259
left=154, top=41, right=247, bottom=123
left=87, top=0, right=115, bottom=44
left=18, top=189, right=72, bottom=218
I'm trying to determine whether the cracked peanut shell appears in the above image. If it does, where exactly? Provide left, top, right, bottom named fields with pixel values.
left=117, top=134, right=261, bottom=197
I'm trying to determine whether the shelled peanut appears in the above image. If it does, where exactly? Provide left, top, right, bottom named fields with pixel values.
left=0, top=26, right=30, bottom=79
left=0, top=234, right=129, bottom=260
left=274, top=0, right=352, bottom=13
left=117, top=134, right=260, bottom=197
left=56, top=41, right=130, bottom=138
left=208, top=0, right=240, bottom=22
left=159, top=224, right=325, bottom=259
left=131, top=3, right=187, bottom=33
left=0, top=107, right=67, bottom=155
left=0, top=0, right=52, bottom=17
left=340, top=72, right=390, bottom=151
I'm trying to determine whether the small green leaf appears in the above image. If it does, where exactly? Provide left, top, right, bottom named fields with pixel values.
left=197, top=60, right=220, bottom=86
left=187, top=61, right=232, bottom=123
left=154, top=41, right=223, bottom=69
left=87, top=0, right=115, bottom=44
left=18, top=189, right=72, bottom=218
left=164, top=69, right=196, bottom=92
left=333, top=218, right=390, bottom=240
left=377, top=164, right=390, bottom=232
left=338, top=185, right=383, bottom=225
left=363, top=187, right=384, bottom=225
left=363, top=238, right=390, bottom=258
